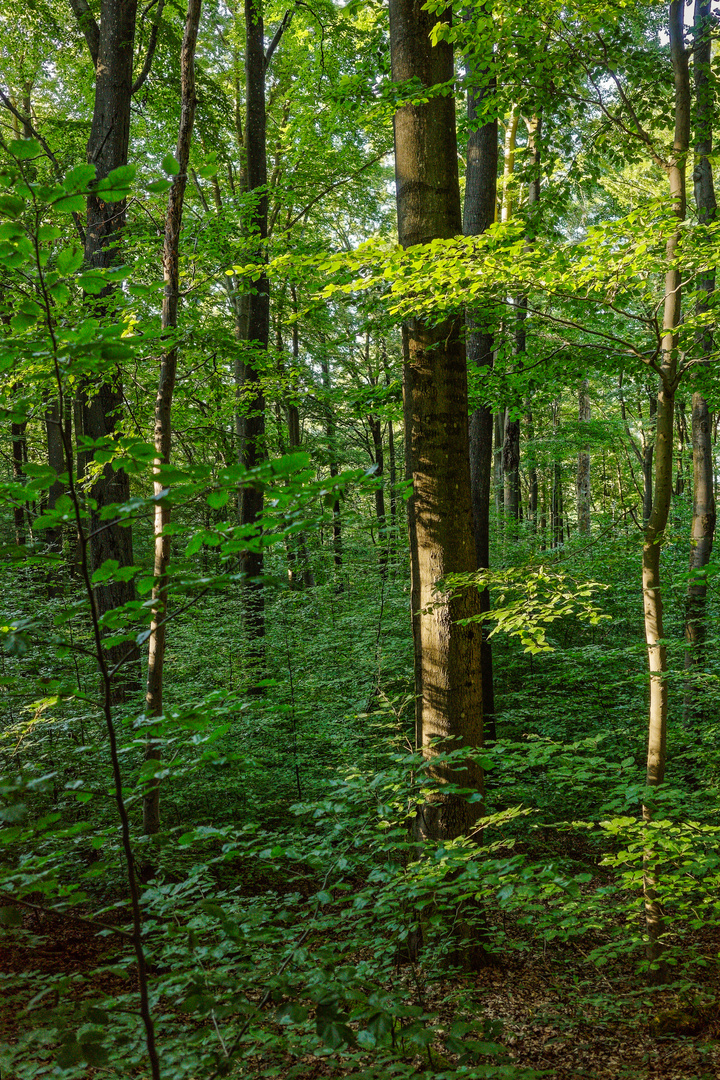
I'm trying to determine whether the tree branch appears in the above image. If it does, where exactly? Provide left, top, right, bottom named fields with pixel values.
left=67, top=0, right=100, bottom=67
left=132, top=0, right=166, bottom=95
left=265, top=8, right=294, bottom=70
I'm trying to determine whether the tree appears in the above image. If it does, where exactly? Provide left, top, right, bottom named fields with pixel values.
left=69, top=0, right=163, bottom=696
left=684, top=0, right=716, bottom=712
left=463, top=2, right=498, bottom=737
left=143, top=0, right=203, bottom=840
left=389, top=0, right=484, bottom=843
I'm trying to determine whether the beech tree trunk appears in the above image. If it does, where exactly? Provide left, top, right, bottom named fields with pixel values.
left=684, top=0, right=716, bottom=711
left=72, top=0, right=141, bottom=698
left=642, top=0, right=689, bottom=976
left=237, top=0, right=270, bottom=664
left=503, top=411, right=520, bottom=524
left=390, top=0, right=484, bottom=845
left=143, top=0, right=202, bottom=839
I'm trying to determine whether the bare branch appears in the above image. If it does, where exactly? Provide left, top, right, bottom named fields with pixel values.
left=132, top=0, right=166, bottom=95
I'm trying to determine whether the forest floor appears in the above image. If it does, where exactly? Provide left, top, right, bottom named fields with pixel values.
left=2, top=907, right=720, bottom=1080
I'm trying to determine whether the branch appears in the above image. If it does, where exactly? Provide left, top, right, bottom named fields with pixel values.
left=67, top=0, right=100, bottom=67
left=0, top=90, right=86, bottom=245
left=282, top=152, right=386, bottom=232
left=520, top=299, right=659, bottom=365
left=265, top=8, right=294, bottom=71
left=132, top=0, right=166, bottom=94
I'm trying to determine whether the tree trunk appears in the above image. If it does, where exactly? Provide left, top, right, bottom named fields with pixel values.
left=642, top=0, right=689, bottom=977
left=577, top=379, right=591, bottom=535
left=237, top=0, right=270, bottom=667
left=365, top=331, right=388, bottom=578
left=382, top=343, right=399, bottom=553
left=281, top=301, right=315, bottom=588
left=551, top=402, right=563, bottom=547
left=502, top=410, right=520, bottom=524
left=390, top=0, right=484, bottom=848
left=143, top=0, right=202, bottom=840
left=76, top=0, right=140, bottom=700
left=44, top=401, right=66, bottom=594
left=525, top=403, right=538, bottom=532
left=675, top=398, right=688, bottom=495
left=493, top=410, right=504, bottom=516
left=684, top=0, right=716, bottom=715
left=642, top=392, right=657, bottom=526
left=11, top=419, right=27, bottom=546
left=319, top=333, right=343, bottom=585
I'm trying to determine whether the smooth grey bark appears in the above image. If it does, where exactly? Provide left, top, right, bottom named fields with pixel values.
left=642, top=0, right=689, bottom=977
left=390, top=0, right=484, bottom=851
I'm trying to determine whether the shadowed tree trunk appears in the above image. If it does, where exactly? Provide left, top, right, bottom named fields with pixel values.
left=684, top=0, right=716, bottom=718
left=143, top=0, right=202, bottom=840
left=390, top=0, right=484, bottom=853
left=279, top=299, right=314, bottom=589
left=236, top=0, right=271, bottom=667
left=12, top=418, right=27, bottom=546
left=44, top=402, right=66, bottom=594
left=70, top=0, right=164, bottom=699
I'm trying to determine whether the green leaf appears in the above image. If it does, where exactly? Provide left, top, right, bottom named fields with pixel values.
left=104, top=164, right=136, bottom=187
left=54, top=193, right=85, bottom=213
left=8, top=138, right=42, bottom=160
left=162, top=154, right=180, bottom=176
left=0, top=194, right=26, bottom=217
left=57, top=247, right=84, bottom=275
left=64, top=164, right=96, bottom=192
left=207, top=489, right=229, bottom=509
left=146, top=178, right=173, bottom=194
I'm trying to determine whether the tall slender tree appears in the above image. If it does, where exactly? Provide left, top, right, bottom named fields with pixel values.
left=143, top=0, right=202, bottom=840
left=684, top=0, right=716, bottom=704
left=642, top=0, right=689, bottom=976
left=463, top=6, right=497, bottom=737
left=70, top=0, right=163, bottom=695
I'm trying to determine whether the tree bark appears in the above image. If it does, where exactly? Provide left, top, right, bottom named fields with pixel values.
left=684, top=0, right=716, bottom=712
left=75, top=0, right=140, bottom=699
left=237, top=0, right=270, bottom=666
left=390, top=0, right=484, bottom=846
left=281, top=303, right=314, bottom=588
left=642, top=0, right=689, bottom=977
left=143, top=0, right=202, bottom=839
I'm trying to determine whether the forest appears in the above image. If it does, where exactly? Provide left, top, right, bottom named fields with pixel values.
left=1, top=0, right=719, bottom=1076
